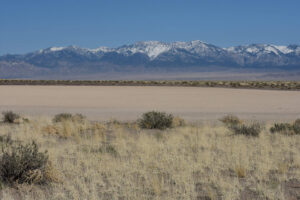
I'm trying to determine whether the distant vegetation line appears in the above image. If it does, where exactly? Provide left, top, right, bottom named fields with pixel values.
left=0, top=79, right=300, bottom=90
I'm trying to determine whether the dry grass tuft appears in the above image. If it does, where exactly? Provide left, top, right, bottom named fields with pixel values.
left=235, top=166, right=246, bottom=178
left=172, top=116, right=186, bottom=127
left=220, top=114, right=242, bottom=126
left=43, top=161, right=62, bottom=183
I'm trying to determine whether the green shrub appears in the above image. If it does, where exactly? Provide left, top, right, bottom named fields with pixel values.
left=0, top=140, right=49, bottom=184
left=229, top=123, right=262, bottom=137
left=293, top=119, right=300, bottom=134
left=270, top=119, right=300, bottom=135
left=220, top=115, right=261, bottom=137
left=53, top=113, right=86, bottom=123
left=2, top=111, right=20, bottom=123
left=138, top=111, right=173, bottom=130
left=270, top=123, right=292, bottom=134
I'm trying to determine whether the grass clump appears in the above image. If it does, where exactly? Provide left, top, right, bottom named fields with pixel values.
left=0, top=135, right=13, bottom=146
left=0, top=139, right=50, bottom=185
left=98, top=144, right=118, bottom=157
left=2, top=111, right=20, bottom=123
left=172, top=116, right=186, bottom=127
left=138, top=111, right=173, bottom=130
left=220, top=115, right=242, bottom=126
left=72, top=113, right=86, bottom=122
left=220, top=115, right=262, bottom=137
left=270, top=119, right=300, bottom=135
left=53, top=113, right=86, bottom=123
left=235, top=166, right=246, bottom=178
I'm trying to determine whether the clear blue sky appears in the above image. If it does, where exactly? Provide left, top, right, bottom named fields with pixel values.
left=1, top=0, right=300, bottom=55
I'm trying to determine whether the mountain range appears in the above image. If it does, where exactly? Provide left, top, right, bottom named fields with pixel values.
left=1, top=40, right=300, bottom=79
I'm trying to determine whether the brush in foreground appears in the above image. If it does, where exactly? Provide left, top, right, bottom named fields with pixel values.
left=0, top=136, right=53, bottom=185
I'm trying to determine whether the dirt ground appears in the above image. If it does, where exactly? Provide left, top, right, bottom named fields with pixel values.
left=0, top=85, right=299, bottom=121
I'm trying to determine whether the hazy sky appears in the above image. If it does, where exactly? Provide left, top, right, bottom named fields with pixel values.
left=1, top=0, right=300, bottom=55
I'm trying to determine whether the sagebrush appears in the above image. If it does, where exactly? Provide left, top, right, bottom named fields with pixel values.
left=138, top=111, right=173, bottom=130
left=53, top=113, right=86, bottom=123
left=2, top=111, right=20, bottom=123
left=220, top=115, right=261, bottom=137
left=0, top=139, right=49, bottom=184
left=270, top=119, right=300, bottom=135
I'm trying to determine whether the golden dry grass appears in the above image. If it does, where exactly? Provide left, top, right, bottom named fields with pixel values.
left=0, top=116, right=300, bottom=200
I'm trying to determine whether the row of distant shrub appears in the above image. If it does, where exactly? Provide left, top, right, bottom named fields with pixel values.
left=0, top=111, right=183, bottom=129
left=52, top=111, right=184, bottom=129
left=220, top=115, right=300, bottom=137
left=0, top=79, right=300, bottom=90
left=2, top=111, right=299, bottom=136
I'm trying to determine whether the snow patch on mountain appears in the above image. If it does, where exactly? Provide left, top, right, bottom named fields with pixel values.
left=50, top=47, right=65, bottom=52
left=116, top=41, right=171, bottom=59
left=107, top=40, right=214, bottom=59
left=246, top=46, right=260, bottom=54
left=274, top=45, right=293, bottom=54
left=171, top=40, right=212, bottom=54
left=88, top=47, right=113, bottom=53
left=264, top=46, right=280, bottom=55
left=226, top=44, right=298, bottom=55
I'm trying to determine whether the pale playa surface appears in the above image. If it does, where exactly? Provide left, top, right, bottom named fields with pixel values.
left=0, top=85, right=299, bottom=121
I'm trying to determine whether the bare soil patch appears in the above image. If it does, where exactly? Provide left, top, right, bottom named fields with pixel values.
left=0, top=86, right=299, bottom=121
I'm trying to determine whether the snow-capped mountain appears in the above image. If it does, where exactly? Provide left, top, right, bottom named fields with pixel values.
left=226, top=44, right=300, bottom=56
left=1, top=41, right=300, bottom=78
left=225, top=44, right=300, bottom=67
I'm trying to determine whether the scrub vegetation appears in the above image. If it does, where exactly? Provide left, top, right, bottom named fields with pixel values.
left=0, top=112, right=299, bottom=200
left=1, top=79, right=300, bottom=90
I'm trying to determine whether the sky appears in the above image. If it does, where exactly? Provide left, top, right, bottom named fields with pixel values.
left=1, top=0, right=300, bottom=55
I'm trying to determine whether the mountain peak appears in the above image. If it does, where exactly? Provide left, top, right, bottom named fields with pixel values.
left=116, top=41, right=171, bottom=59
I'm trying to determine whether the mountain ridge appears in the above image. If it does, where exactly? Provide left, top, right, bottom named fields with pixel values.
left=1, top=40, right=300, bottom=79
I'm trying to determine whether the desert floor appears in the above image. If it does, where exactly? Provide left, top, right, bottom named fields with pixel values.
left=0, top=86, right=300, bottom=199
left=0, top=86, right=299, bottom=121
